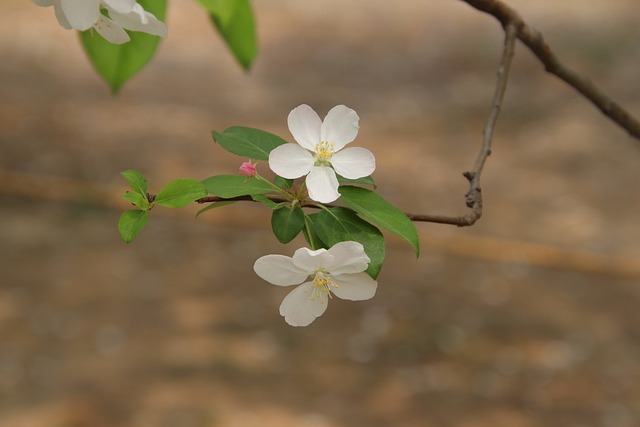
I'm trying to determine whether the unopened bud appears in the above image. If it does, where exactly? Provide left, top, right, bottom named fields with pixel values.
left=239, top=161, right=257, bottom=177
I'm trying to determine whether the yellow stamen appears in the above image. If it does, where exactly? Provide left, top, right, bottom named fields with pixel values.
left=308, top=270, right=339, bottom=303
left=314, top=141, right=334, bottom=162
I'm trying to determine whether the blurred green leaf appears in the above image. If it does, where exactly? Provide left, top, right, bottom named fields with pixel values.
left=339, top=186, right=419, bottom=256
left=154, top=179, right=207, bottom=208
left=79, top=0, right=167, bottom=93
left=212, top=127, right=288, bottom=160
left=315, top=207, right=385, bottom=279
left=198, top=0, right=258, bottom=69
left=118, top=209, right=149, bottom=243
left=202, top=175, right=275, bottom=198
left=272, top=205, right=305, bottom=244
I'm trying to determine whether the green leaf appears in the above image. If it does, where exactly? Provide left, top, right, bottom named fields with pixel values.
left=79, top=0, right=167, bottom=93
left=251, top=194, right=279, bottom=208
left=314, top=207, right=385, bottom=279
left=154, top=179, right=207, bottom=208
left=271, top=205, right=305, bottom=244
left=336, top=174, right=377, bottom=188
left=212, top=127, right=288, bottom=160
left=274, top=175, right=294, bottom=189
left=196, top=201, right=237, bottom=217
left=202, top=175, right=275, bottom=198
left=122, top=191, right=148, bottom=210
left=121, top=170, right=148, bottom=195
left=198, top=0, right=258, bottom=69
left=302, top=213, right=327, bottom=250
left=339, top=186, right=420, bottom=256
left=118, top=209, right=149, bottom=243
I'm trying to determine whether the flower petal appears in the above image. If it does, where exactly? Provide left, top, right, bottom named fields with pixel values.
left=53, top=2, right=73, bottom=29
left=103, top=0, right=136, bottom=14
left=306, top=166, right=340, bottom=203
left=93, top=15, right=130, bottom=44
left=330, top=147, right=376, bottom=179
left=330, top=272, right=378, bottom=301
left=60, top=0, right=101, bottom=30
left=254, top=255, right=310, bottom=286
left=109, top=4, right=168, bottom=37
left=326, top=241, right=370, bottom=275
left=268, top=143, right=314, bottom=179
left=279, top=282, right=328, bottom=326
left=292, top=247, right=332, bottom=272
left=320, top=105, right=359, bottom=151
left=288, top=104, right=322, bottom=151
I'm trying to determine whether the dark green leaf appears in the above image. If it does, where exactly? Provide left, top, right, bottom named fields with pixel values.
left=121, top=191, right=148, bottom=210
left=212, top=127, right=288, bottom=160
left=199, top=0, right=258, bottom=69
left=336, top=174, right=377, bottom=188
left=339, top=186, right=419, bottom=256
left=271, top=205, right=305, bottom=244
left=315, top=207, right=385, bottom=279
left=251, top=194, right=279, bottom=208
left=302, top=213, right=327, bottom=250
left=196, top=201, right=237, bottom=217
left=79, top=0, right=167, bottom=93
left=154, top=179, right=207, bottom=208
left=118, top=209, right=149, bottom=243
left=274, top=175, right=294, bottom=189
left=121, top=169, right=148, bottom=195
left=202, top=175, right=275, bottom=198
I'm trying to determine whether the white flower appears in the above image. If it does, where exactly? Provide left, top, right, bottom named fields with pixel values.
left=254, top=241, right=378, bottom=327
left=32, top=0, right=167, bottom=44
left=268, top=104, right=376, bottom=203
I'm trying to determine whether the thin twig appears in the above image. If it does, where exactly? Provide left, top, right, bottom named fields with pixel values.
left=408, top=22, right=518, bottom=226
left=460, top=0, right=640, bottom=139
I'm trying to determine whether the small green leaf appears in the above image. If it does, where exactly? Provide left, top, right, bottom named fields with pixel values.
left=274, top=176, right=294, bottom=189
left=271, top=205, right=305, bottom=244
left=199, top=0, right=258, bottom=69
left=251, top=194, right=279, bottom=208
left=314, top=207, right=385, bottom=279
left=154, top=179, right=207, bottom=208
left=212, top=127, right=288, bottom=160
left=79, top=0, right=167, bottom=93
left=339, top=186, right=420, bottom=256
left=118, top=209, right=149, bottom=243
left=336, top=174, right=377, bottom=188
left=121, top=170, right=148, bottom=195
left=202, top=175, right=275, bottom=198
left=122, top=191, right=148, bottom=210
left=196, top=201, right=237, bottom=217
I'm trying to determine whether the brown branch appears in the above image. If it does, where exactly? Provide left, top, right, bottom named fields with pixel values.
left=460, top=0, right=640, bottom=139
left=155, top=3, right=640, bottom=227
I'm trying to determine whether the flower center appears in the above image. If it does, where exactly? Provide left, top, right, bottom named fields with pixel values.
left=314, top=141, right=334, bottom=165
left=309, top=269, right=339, bottom=303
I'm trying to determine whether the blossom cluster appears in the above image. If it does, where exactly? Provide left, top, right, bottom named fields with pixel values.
left=252, top=105, right=379, bottom=326
left=32, top=0, right=167, bottom=44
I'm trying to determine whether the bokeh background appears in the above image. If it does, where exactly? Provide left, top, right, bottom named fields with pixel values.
left=1, top=1, right=640, bottom=426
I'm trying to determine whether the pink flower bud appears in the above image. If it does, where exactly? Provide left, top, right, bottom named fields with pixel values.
left=239, top=161, right=257, bottom=177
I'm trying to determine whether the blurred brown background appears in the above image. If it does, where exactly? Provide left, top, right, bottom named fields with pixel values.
left=1, top=1, right=640, bottom=426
